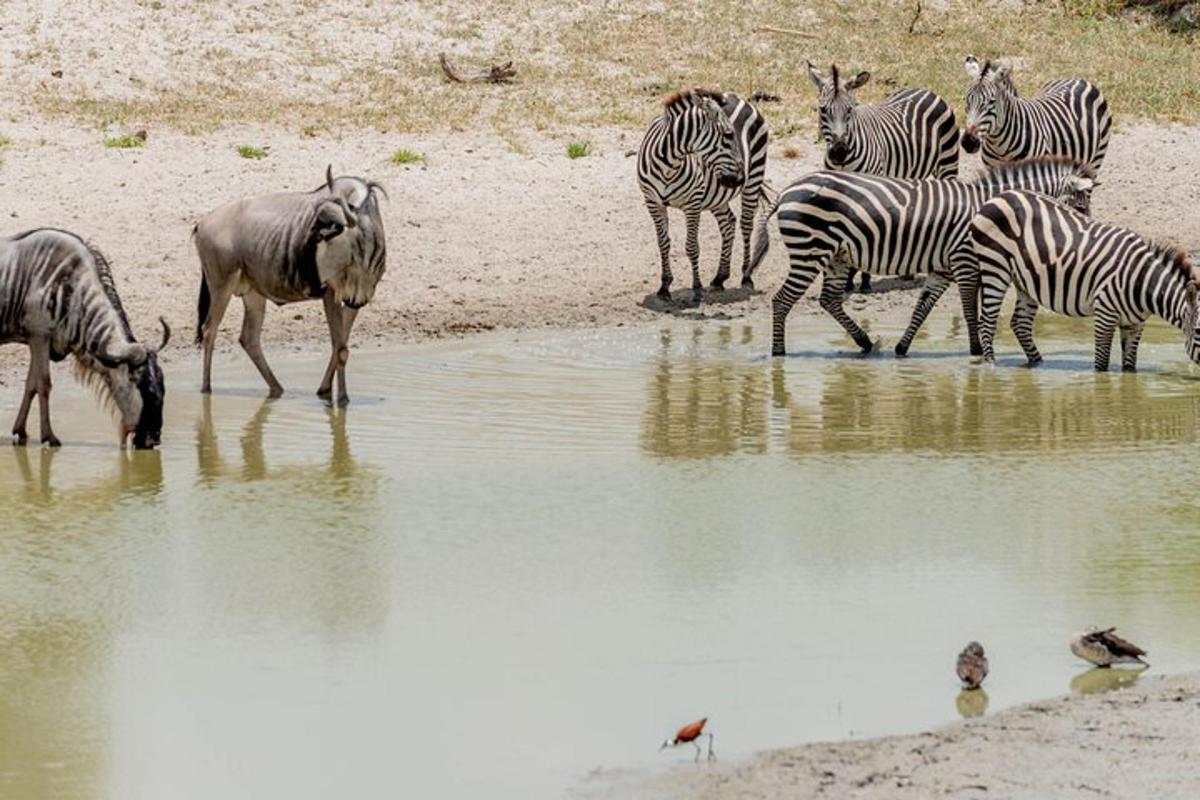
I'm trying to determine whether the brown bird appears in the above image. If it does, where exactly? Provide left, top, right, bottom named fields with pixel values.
left=956, top=641, right=989, bottom=690
left=659, top=717, right=715, bottom=762
left=1070, top=627, right=1148, bottom=667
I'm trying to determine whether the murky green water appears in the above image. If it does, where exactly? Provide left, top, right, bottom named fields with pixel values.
left=2, top=314, right=1200, bottom=799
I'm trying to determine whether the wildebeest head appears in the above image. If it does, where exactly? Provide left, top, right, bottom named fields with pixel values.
left=312, top=165, right=389, bottom=309
left=94, top=317, right=170, bottom=449
left=962, top=56, right=1012, bottom=154
left=807, top=62, right=870, bottom=168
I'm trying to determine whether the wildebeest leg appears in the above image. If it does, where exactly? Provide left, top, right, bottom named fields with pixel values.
left=239, top=291, right=284, bottom=398
left=35, top=339, right=60, bottom=447
left=819, top=265, right=874, bottom=353
left=895, top=272, right=951, bottom=357
left=318, top=293, right=357, bottom=406
left=709, top=205, right=736, bottom=290
left=200, top=277, right=236, bottom=394
left=11, top=349, right=39, bottom=446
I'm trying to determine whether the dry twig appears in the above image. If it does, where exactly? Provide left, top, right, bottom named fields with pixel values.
left=439, top=53, right=517, bottom=84
left=753, top=26, right=819, bottom=39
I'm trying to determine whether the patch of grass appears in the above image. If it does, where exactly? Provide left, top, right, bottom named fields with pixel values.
left=566, top=141, right=590, bottom=159
left=782, top=144, right=802, bottom=160
left=104, top=134, right=144, bottom=149
left=390, top=148, right=425, bottom=165
left=237, top=144, right=268, bottom=159
left=0, top=136, right=10, bottom=148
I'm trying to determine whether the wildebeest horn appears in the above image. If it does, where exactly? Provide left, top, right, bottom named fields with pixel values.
left=156, top=316, right=172, bottom=352
left=326, top=164, right=335, bottom=191
left=334, top=195, right=358, bottom=227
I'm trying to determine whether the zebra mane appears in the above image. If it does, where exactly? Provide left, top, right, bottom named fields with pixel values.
left=662, top=87, right=724, bottom=113
left=1153, top=243, right=1196, bottom=282
left=85, top=242, right=136, bottom=342
left=971, top=155, right=1094, bottom=184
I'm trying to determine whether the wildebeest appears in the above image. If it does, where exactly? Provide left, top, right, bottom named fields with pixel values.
left=0, top=229, right=169, bottom=448
left=193, top=166, right=387, bottom=405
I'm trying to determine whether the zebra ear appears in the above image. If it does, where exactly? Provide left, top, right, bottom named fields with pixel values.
left=994, top=62, right=1012, bottom=81
left=845, top=71, right=870, bottom=90
left=806, top=61, right=825, bottom=89
left=964, top=55, right=982, bottom=80
left=1187, top=282, right=1198, bottom=311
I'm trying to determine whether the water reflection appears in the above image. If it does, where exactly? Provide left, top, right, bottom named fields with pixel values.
left=955, top=688, right=990, bottom=718
left=641, top=324, right=1200, bottom=460
left=641, top=326, right=769, bottom=459
left=1070, top=666, right=1147, bottom=695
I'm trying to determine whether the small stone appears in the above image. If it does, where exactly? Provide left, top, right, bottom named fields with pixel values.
left=50, top=69, right=63, bottom=79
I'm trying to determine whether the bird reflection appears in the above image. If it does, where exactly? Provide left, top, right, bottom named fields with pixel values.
left=956, top=687, right=989, bottom=718
left=1070, top=666, right=1147, bottom=695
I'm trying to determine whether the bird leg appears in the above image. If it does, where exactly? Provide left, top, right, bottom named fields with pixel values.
left=706, top=732, right=716, bottom=761
left=692, top=740, right=701, bottom=762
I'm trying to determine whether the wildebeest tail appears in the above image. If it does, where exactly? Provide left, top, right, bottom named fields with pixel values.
left=195, top=271, right=210, bottom=346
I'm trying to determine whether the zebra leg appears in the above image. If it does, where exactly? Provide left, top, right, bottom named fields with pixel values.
left=771, top=264, right=822, bottom=357
left=647, top=202, right=673, bottom=301
left=977, top=263, right=1013, bottom=364
left=709, top=205, right=736, bottom=291
left=1119, top=322, right=1145, bottom=372
left=950, top=256, right=983, bottom=357
left=819, top=267, right=874, bottom=353
left=238, top=291, right=285, bottom=398
left=737, top=185, right=760, bottom=288
left=1010, top=293, right=1042, bottom=367
left=1092, top=308, right=1119, bottom=372
left=684, top=208, right=703, bottom=303
left=895, top=272, right=952, bottom=357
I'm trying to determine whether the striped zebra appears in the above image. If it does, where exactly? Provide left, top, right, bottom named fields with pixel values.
left=972, top=190, right=1200, bottom=371
left=1, top=228, right=169, bottom=448
left=750, top=157, right=1096, bottom=358
left=638, top=88, right=769, bottom=302
left=806, top=62, right=959, bottom=293
left=962, top=56, right=1112, bottom=172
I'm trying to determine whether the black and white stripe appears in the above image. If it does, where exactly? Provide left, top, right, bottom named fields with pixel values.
left=638, top=88, right=769, bottom=301
left=962, top=56, right=1112, bottom=172
left=807, top=63, right=959, bottom=292
left=749, top=158, right=1096, bottom=357
left=972, top=190, right=1200, bottom=371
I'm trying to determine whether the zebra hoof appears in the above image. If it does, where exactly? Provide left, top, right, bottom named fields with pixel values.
left=1024, top=357, right=1043, bottom=368
left=895, top=342, right=910, bottom=358
left=656, top=287, right=672, bottom=303
left=691, top=288, right=704, bottom=304
left=741, top=277, right=754, bottom=291
left=709, top=279, right=726, bottom=292
left=969, top=344, right=984, bottom=357
left=772, top=348, right=786, bottom=358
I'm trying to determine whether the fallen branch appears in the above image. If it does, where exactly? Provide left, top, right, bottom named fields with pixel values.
left=439, top=53, right=517, bottom=84
left=753, top=25, right=819, bottom=39
left=908, top=0, right=923, bottom=35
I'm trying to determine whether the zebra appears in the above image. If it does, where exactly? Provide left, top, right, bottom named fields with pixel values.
left=638, top=87, right=769, bottom=303
left=194, top=165, right=387, bottom=406
left=806, top=62, right=960, bottom=293
left=972, top=189, right=1200, bottom=371
left=749, top=157, right=1097, bottom=358
left=962, top=56, right=1112, bottom=172
left=0, top=228, right=169, bottom=448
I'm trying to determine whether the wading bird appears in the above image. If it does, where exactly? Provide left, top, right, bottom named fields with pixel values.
left=1070, top=628, right=1148, bottom=667
left=956, top=641, right=989, bottom=690
left=660, top=717, right=715, bottom=762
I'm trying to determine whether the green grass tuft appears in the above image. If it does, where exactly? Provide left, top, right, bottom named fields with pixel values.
left=237, top=144, right=268, bottom=159
left=566, top=141, right=590, bottom=159
left=391, top=148, right=425, bottom=164
left=104, top=135, right=144, bottom=149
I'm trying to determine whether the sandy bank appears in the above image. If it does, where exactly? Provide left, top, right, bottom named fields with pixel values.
left=582, top=671, right=1200, bottom=799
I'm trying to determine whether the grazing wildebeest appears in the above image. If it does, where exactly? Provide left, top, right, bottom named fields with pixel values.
left=193, top=166, right=387, bottom=405
left=0, top=229, right=169, bottom=448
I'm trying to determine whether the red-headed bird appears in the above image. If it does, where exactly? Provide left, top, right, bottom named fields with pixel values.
left=659, top=717, right=715, bottom=762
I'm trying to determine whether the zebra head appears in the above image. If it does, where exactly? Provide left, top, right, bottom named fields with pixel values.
left=962, top=56, right=1012, bottom=154
left=806, top=62, right=870, bottom=168
left=664, top=89, right=742, bottom=188
left=1179, top=267, right=1200, bottom=364
left=92, top=317, right=171, bottom=449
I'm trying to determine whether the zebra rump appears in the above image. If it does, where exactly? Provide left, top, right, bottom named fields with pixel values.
left=972, top=189, right=1200, bottom=371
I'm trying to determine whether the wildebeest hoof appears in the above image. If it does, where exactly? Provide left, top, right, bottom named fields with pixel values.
left=337, top=395, right=350, bottom=408
left=43, top=435, right=62, bottom=448
left=316, top=387, right=332, bottom=399
left=267, top=387, right=285, bottom=399
left=12, top=431, right=27, bottom=446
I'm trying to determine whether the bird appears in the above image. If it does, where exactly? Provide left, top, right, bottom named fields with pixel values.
left=956, top=641, right=989, bottom=690
left=660, top=717, right=715, bottom=762
left=1070, top=627, right=1148, bottom=667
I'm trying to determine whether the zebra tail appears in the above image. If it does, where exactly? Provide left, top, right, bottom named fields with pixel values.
left=748, top=189, right=783, bottom=280
left=195, top=271, right=210, bottom=346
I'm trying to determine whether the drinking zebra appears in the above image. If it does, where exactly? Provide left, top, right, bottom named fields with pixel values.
left=962, top=56, right=1112, bottom=172
left=806, top=62, right=960, bottom=293
left=750, top=157, right=1096, bottom=358
left=638, top=88, right=768, bottom=302
left=0, top=229, right=169, bottom=448
left=971, top=190, right=1200, bottom=371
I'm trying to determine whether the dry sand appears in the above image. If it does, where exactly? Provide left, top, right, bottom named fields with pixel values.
left=579, top=672, right=1200, bottom=800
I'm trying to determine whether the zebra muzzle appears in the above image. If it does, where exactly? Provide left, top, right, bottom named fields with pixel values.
left=961, top=130, right=981, bottom=154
